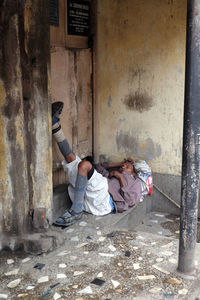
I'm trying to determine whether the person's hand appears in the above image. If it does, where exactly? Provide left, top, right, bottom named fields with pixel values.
left=124, top=157, right=134, bottom=164
left=109, top=170, right=122, bottom=179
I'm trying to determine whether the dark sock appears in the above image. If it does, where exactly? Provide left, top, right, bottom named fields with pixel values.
left=58, top=139, right=72, bottom=157
left=52, top=123, right=72, bottom=157
left=71, top=174, right=88, bottom=213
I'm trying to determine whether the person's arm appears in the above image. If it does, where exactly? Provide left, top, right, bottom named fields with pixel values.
left=109, top=171, right=126, bottom=187
left=107, top=162, right=123, bottom=168
left=107, top=158, right=134, bottom=169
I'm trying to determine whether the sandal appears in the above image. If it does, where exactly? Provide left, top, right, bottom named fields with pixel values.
left=53, top=209, right=83, bottom=227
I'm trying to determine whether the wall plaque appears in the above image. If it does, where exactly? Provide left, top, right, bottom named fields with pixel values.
left=50, top=0, right=59, bottom=27
left=67, top=0, right=90, bottom=36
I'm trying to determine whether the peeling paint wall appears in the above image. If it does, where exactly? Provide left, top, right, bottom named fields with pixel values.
left=95, top=0, right=186, bottom=176
left=51, top=48, right=93, bottom=187
left=50, top=0, right=93, bottom=187
left=0, top=0, right=52, bottom=239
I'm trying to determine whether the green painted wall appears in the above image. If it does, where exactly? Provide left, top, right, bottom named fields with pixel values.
left=95, top=0, right=186, bottom=176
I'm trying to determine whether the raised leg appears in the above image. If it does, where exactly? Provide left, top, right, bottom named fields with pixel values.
left=52, top=102, right=93, bottom=226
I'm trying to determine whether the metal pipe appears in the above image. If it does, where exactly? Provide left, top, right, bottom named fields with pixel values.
left=178, top=0, right=200, bottom=274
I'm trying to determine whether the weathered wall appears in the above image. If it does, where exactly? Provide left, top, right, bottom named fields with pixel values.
left=50, top=0, right=93, bottom=187
left=95, top=0, right=186, bottom=177
left=0, top=0, right=52, bottom=241
left=51, top=48, right=93, bottom=186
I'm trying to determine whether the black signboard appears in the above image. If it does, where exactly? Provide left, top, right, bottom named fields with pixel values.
left=67, top=0, right=90, bottom=36
left=50, top=0, right=59, bottom=27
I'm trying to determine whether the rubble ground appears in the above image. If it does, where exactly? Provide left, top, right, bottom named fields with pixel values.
left=0, top=211, right=200, bottom=300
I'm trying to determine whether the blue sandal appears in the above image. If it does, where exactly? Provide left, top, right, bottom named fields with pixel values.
left=53, top=209, right=83, bottom=227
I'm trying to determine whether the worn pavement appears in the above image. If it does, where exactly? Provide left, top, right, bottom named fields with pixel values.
left=0, top=210, right=200, bottom=300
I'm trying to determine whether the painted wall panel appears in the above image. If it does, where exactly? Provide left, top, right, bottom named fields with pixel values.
left=51, top=48, right=92, bottom=186
left=96, top=0, right=186, bottom=176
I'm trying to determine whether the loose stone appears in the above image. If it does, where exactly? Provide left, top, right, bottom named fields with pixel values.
left=138, top=257, right=143, bottom=261
left=50, top=283, right=60, bottom=289
left=34, top=263, right=45, bottom=270
left=160, top=251, right=173, bottom=256
left=165, top=219, right=174, bottom=223
left=125, top=251, right=131, bottom=257
left=155, top=214, right=164, bottom=217
left=66, top=228, right=74, bottom=233
left=107, top=232, right=116, bottom=238
left=79, top=221, right=87, bottom=227
left=137, top=235, right=144, bottom=240
left=72, top=285, right=78, bottom=289
left=76, top=243, right=87, bottom=248
left=74, top=271, right=84, bottom=276
left=149, top=287, right=162, bottom=293
left=98, top=237, right=106, bottom=242
left=57, top=251, right=68, bottom=257
left=99, top=253, right=115, bottom=257
left=41, top=290, right=53, bottom=298
left=26, top=286, right=35, bottom=290
left=78, top=286, right=93, bottom=294
left=161, top=242, right=173, bottom=248
left=38, top=276, right=49, bottom=283
left=97, top=272, right=103, bottom=277
left=178, top=288, right=188, bottom=295
left=165, top=278, right=182, bottom=285
left=108, top=245, right=116, bottom=252
left=140, top=242, right=148, bottom=246
left=59, top=264, right=67, bottom=268
left=91, top=278, right=106, bottom=286
left=168, top=258, right=177, bottom=264
left=111, top=280, right=120, bottom=288
left=21, top=257, right=31, bottom=263
left=57, top=274, right=67, bottom=279
left=0, top=294, right=8, bottom=299
left=71, top=236, right=79, bottom=242
left=70, top=256, right=77, bottom=260
left=7, top=259, right=14, bottom=265
left=5, top=269, right=19, bottom=276
left=17, top=294, right=29, bottom=298
left=133, top=263, right=140, bottom=270
left=7, top=279, right=21, bottom=288
left=156, top=258, right=164, bottom=263
left=97, top=231, right=102, bottom=235
left=137, top=275, right=155, bottom=280
left=54, top=292, right=61, bottom=300
left=152, top=265, right=170, bottom=275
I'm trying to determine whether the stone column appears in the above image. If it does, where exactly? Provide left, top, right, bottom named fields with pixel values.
left=0, top=0, right=52, bottom=245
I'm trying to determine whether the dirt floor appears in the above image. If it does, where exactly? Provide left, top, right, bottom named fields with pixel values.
left=161, top=214, right=200, bottom=242
left=0, top=211, right=200, bottom=299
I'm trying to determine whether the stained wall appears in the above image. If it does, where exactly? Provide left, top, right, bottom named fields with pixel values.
left=51, top=0, right=93, bottom=187
left=95, top=0, right=186, bottom=177
left=0, top=0, right=52, bottom=242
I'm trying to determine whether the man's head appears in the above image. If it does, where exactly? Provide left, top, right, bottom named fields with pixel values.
left=120, top=161, right=135, bottom=175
